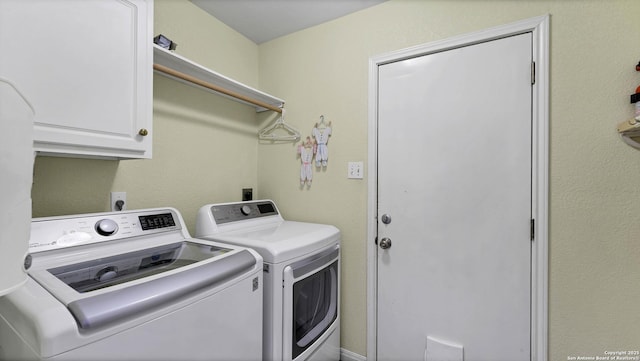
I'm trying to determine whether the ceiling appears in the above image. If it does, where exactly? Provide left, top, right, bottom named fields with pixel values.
left=190, top=0, right=387, bottom=44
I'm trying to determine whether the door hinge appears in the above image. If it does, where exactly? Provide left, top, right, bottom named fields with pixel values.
left=530, top=218, right=535, bottom=241
left=531, top=61, right=536, bottom=85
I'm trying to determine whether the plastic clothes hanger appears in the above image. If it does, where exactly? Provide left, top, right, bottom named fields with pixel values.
left=315, top=115, right=331, bottom=130
left=259, top=108, right=301, bottom=141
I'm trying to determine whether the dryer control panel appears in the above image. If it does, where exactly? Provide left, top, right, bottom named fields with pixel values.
left=210, top=200, right=280, bottom=224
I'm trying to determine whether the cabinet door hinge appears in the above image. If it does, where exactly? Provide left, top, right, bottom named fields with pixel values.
left=530, top=218, right=535, bottom=241
left=531, top=61, right=536, bottom=85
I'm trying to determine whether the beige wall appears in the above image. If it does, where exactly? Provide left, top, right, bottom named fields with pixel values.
left=31, top=0, right=640, bottom=360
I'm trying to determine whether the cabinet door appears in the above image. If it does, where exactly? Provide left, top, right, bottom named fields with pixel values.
left=0, top=0, right=153, bottom=159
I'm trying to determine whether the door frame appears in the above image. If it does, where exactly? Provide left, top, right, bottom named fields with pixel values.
left=366, top=15, right=550, bottom=361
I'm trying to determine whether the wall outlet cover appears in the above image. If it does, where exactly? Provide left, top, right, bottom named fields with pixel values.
left=110, top=192, right=126, bottom=211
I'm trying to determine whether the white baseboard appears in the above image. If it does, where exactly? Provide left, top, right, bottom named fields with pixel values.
left=341, top=348, right=366, bottom=361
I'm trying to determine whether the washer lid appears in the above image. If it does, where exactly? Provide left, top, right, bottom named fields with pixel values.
left=204, top=221, right=340, bottom=263
left=29, top=239, right=256, bottom=330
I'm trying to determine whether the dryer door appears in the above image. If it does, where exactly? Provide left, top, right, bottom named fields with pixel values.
left=283, top=245, right=339, bottom=360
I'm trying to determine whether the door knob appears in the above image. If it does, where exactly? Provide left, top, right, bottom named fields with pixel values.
left=379, top=237, right=392, bottom=250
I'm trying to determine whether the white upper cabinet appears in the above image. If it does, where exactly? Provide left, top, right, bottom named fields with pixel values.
left=0, top=0, right=153, bottom=159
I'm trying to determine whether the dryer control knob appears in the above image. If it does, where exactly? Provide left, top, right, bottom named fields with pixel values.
left=240, top=205, right=252, bottom=216
left=95, top=219, right=118, bottom=236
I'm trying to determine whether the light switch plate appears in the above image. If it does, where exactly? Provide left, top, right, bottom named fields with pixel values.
left=348, top=161, right=364, bottom=179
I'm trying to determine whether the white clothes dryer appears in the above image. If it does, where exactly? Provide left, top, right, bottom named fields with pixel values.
left=196, top=200, right=340, bottom=361
left=0, top=208, right=263, bottom=361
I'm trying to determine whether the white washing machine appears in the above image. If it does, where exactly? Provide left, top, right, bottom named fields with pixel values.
left=195, top=200, right=340, bottom=361
left=0, top=207, right=263, bottom=361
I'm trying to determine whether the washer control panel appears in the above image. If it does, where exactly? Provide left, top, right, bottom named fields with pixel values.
left=29, top=209, right=181, bottom=253
left=210, top=200, right=279, bottom=225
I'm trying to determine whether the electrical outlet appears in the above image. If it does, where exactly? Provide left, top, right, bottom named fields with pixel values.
left=110, top=192, right=126, bottom=211
left=242, top=188, right=253, bottom=201
left=348, top=161, right=364, bottom=179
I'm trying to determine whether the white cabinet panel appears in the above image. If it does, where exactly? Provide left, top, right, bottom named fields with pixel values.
left=0, top=0, right=153, bottom=159
left=0, top=80, right=33, bottom=296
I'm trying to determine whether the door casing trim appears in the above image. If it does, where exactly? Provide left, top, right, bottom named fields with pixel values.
left=366, top=15, right=549, bottom=361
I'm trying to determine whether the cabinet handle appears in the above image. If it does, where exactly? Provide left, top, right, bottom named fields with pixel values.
left=138, top=128, right=149, bottom=136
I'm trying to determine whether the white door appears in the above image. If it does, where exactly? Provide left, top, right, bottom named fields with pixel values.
left=377, top=33, right=533, bottom=360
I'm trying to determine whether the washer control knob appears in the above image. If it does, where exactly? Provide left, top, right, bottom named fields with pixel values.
left=95, top=219, right=118, bottom=236
left=240, top=205, right=252, bottom=216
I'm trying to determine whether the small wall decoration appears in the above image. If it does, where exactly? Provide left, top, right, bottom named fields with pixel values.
left=297, top=136, right=316, bottom=186
left=312, top=115, right=332, bottom=167
left=616, top=60, right=640, bottom=149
